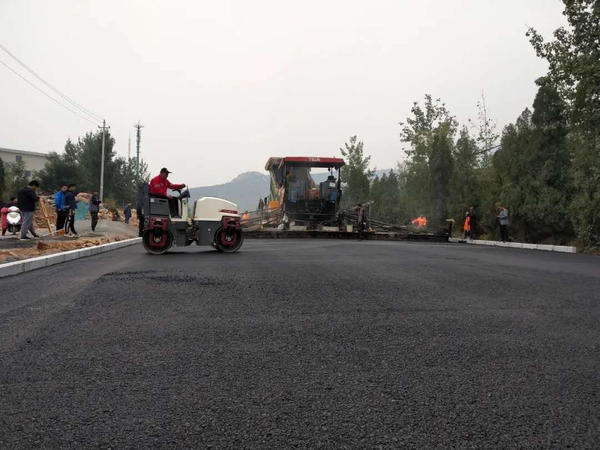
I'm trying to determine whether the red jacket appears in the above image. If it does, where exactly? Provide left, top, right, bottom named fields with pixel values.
left=149, top=175, right=184, bottom=197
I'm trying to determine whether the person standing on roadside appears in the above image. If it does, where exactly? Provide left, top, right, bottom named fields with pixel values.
left=463, top=211, right=471, bottom=239
left=124, top=201, right=132, bottom=224
left=54, top=184, right=68, bottom=231
left=497, top=205, right=509, bottom=242
left=136, top=182, right=146, bottom=238
left=89, top=191, right=101, bottom=232
left=64, top=184, right=78, bottom=237
left=468, top=206, right=478, bottom=240
left=17, top=180, right=40, bottom=240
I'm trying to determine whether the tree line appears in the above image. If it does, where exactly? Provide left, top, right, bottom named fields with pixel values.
left=0, top=130, right=149, bottom=207
left=339, top=0, right=599, bottom=250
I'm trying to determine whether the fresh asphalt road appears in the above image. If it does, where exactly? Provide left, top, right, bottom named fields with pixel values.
left=1, top=239, right=599, bottom=448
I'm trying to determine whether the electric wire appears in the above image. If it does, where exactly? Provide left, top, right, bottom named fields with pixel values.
left=0, top=58, right=100, bottom=126
left=0, top=42, right=104, bottom=123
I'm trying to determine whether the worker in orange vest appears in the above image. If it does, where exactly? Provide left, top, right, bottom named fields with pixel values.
left=241, top=211, right=250, bottom=226
left=412, top=215, right=427, bottom=228
left=463, top=212, right=471, bottom=239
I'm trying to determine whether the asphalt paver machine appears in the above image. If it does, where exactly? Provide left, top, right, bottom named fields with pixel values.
left=140, top=185, right=243, bottom=255
left=265, top=156, right=345, bottom=228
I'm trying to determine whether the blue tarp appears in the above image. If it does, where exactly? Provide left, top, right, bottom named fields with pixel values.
left=74, top=201, right=89, bottom=221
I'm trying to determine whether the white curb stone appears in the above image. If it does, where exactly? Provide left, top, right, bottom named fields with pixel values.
left=0, top=237, right=141, bottom=278
left=450, top=238, right=576, bottom=254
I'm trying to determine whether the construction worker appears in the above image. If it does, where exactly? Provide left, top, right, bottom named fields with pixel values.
left=149, top=168, right=185, bottom=217
left=54, top=184, right=68, bottom=231
left=411, top=215, right=427, bottom=228
left=241, top=211, right=250, bottom=226
left=89, top=191, right=101, bottom=232
left=463, top=211, right=471, bottom=239
left=124, top=202, right=132, bottom=224
left=17, top=180, right=40, bottom=240
left=64, top=184, right=78, bottom=237
left=497, top=205, right=509, bottom=242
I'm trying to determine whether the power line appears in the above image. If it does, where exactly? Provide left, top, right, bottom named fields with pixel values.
left=0, top=42, right=104, bottom=123
left=0, top=58, right=100, bottom=126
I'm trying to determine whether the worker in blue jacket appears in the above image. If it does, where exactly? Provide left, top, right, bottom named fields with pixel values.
left=54, top=184, right=68, bottom=231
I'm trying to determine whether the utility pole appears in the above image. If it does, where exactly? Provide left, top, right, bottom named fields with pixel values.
left=128, top=132, right=131, bottom=161
left=133, top=121, right=144, bottom=181
left=98, top=120, right=110, bottom=202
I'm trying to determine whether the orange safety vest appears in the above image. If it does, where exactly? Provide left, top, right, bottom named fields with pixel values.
left=463, top=216, right=470, bottom=231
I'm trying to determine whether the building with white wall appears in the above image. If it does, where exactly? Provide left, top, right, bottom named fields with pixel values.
left=0, top=147, right=49, bottom=178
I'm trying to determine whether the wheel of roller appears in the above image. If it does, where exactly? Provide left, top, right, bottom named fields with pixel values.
left=142, top=229, right=173, bottom=255
left=214, top=227, right=243, bottom=253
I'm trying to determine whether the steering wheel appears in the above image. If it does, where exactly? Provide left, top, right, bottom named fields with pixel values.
left=170, top=186, right=189, bottom=199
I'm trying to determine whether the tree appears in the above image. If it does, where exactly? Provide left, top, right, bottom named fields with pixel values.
left=527, top=0, right=600, bottom=248
left=428, top=123, right=454, bottom=225
left=370, top=170, right=406, bottom=223
left=529, top=79, right=572, bottom=241
left=3, top=161, right=29, bottom=198
left=449, top=127, right=479, bottom=222
left=340, top=135, right=373, bottom=206
left=400, top=95, right=457, bottom=223
left=493, top=82, right=571, bottom=243
left=468, top=93, right=500, bottom=167
left=37, top=130, right=149, bottom=204
left=37, top=139, right=80, bottom=191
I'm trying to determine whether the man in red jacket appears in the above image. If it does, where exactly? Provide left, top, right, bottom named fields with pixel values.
left=149, top=168, right=186, bottom=216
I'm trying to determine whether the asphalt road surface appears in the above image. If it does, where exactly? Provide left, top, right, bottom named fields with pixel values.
left=1, top=239, right=599, bottom=448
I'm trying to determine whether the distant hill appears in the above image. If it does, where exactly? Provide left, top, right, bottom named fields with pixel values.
left=189, top=172, right=270, bottom=211
left=189, top=169, right=393, bottom=211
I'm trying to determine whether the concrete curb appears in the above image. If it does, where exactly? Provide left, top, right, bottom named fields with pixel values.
left=449, top=238, right=577, bottom=254
left=0, top=237, right=141, bottom=278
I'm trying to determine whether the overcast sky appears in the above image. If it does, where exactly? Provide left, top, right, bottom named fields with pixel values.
left=1, top=0, right=565, bottom=186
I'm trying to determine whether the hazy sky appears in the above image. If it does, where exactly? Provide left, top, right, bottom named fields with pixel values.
left=1, top=0, right=565, bottom=186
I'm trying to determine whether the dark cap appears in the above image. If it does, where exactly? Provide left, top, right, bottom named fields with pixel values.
left=160, top=167, right=171, bottom=174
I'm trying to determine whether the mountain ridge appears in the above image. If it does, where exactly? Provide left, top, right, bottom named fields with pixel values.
left=189, top=169, right=392, bottom=211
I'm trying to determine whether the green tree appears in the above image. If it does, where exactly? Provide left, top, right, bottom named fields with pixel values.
left=37, top=130, right=149, bottom=204
left=37, top=139, right=80, bottom=191
left=370, top=170, right=406, bottom=223
left=3, top=161, right=29, bottom=198
left=493, top=82, right=571, bottom=244
left=527, top=0, right=600, bottom=248
left=469, top=94, right=500, bottom=167
left=529, top=79, right=572, bottom=241
left=400, top=95, right=457, bottom=223
left=340, top=135, right=373, bottom=206
left=449, top=127, right=479, bottom=222
left=428, top=123, right=454, bottom=225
